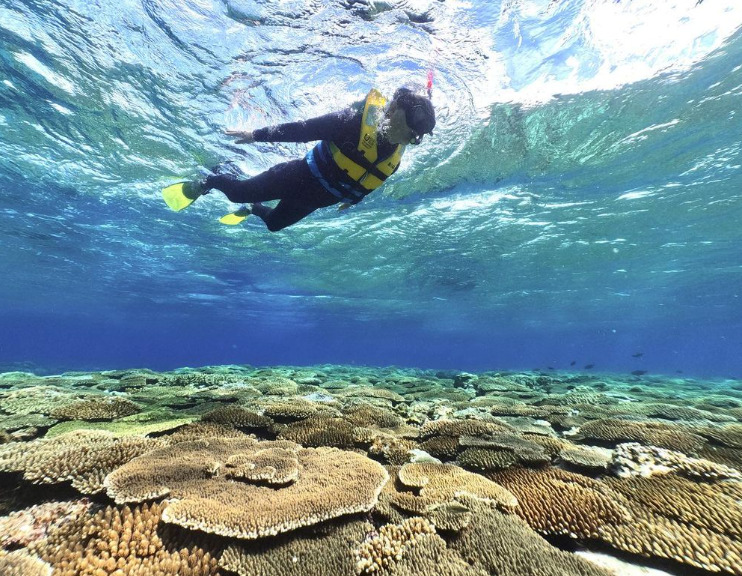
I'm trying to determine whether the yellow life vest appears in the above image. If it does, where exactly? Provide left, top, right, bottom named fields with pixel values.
left=328, top=89, right=404, bottom=191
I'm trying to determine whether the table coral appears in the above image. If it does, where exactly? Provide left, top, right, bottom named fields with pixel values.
left=577, top=418, right=706, bottom=453
left=388, top=463, right=517, bottom=515
left=221, top=518, right=371, bottom=576
left=602, top=476, right=742, bottom=574
left=448, top=496, right=613, bottom=576
left=488, top=467, right=632, bottom=539
left=611, top=442, right=741, bottom=480
left=104, top=438, right=389, bottom=539
left=50, top=397, right=140, bottom=421
left=0, top=430, right=167, bottom=494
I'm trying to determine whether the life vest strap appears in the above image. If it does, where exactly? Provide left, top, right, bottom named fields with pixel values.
left=329, top=142, right=389, bottom=183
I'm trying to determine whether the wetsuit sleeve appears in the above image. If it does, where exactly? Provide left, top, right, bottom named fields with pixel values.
left=252, top=107, right=361, bottom=143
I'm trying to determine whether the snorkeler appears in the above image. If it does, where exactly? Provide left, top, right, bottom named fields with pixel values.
left=162, top=87, right=436, bottom=231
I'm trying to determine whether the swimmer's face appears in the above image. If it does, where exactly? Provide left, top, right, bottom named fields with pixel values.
left=385, top=106, right=424, bottom=146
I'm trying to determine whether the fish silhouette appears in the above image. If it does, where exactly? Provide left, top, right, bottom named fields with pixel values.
left=570, top=360, right=576, bottom=366
left=632, top=353, right=644, bottom=358
left=584, top=364, right=595, bottom=369
left=631, top=370, right=647, bottom=376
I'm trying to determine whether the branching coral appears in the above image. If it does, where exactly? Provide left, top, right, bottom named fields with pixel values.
left=31, top=501, right=222, bottom=576
left=354, top=517, right=436, bottom=574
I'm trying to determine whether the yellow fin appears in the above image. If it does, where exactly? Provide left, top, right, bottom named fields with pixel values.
left=162, top=181, right=202, bottom=212
left=219, top=207, right=251, bottom=225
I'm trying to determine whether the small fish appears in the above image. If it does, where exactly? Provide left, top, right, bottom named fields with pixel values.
left=584, top=364, right=595, bottom=369
left=547, top=366, right=555, bottom=370
left=631, top=370, right=647, bottom=376
left=632, top=353, right=644, bottom=358
left=570, top=360, right=576, bottom=366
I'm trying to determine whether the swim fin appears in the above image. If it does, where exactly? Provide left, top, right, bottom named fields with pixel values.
left=162, top=181, right=204, bottom=212
left=219, top=206, right=251, bottom=225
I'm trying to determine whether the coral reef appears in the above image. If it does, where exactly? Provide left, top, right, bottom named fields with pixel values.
left=384, top=463, right=517, bottom=516
left=1, top=364, right=740, bottom=576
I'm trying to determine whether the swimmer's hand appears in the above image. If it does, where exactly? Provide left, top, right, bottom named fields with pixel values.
left=226, top=130, right=255, bottom=144
left=338, top=203, right=352, bottom=211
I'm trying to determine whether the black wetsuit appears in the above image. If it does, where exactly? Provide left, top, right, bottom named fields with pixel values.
left=204, top=105, right=401, bottom=231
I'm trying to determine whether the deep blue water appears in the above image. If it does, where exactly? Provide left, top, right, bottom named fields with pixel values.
left=1, top=0, right=741, bottom=377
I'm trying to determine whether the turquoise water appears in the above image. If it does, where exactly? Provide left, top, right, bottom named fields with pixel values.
left=1, top=0, right=742, bottom=376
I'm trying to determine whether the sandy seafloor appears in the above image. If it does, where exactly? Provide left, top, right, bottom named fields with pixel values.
left=0, top=365, right=740, bottom=576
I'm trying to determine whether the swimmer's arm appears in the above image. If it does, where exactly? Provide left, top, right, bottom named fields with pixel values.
left=227, top=108, right=359, bottom=144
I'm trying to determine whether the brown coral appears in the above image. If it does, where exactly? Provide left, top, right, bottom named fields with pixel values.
left=457, top=448, right=519, bottom=471
left=577, top=418, right=706, bottom=453
left=0, top=430, right=167, bottom=494
left=420, top=419, right=513, bottom=439
left=558, top=445, right=611, bottom=472
left=605, top=475, right=742, bottom=542
left=167, top=421, right=247, bottom=442
left=390, top=462, right=517, bottom=515
left=0, top=550, right=52, bottom=576
left=257, top=398, right=333, bottom=420
left=418, top=436, right=460, bottom=459
left=448, top=496, right=613, bottom=576
left=31, top=501, right=222, bottom=576
left=602, top=475, right=742, bottom=574
left=459, top=433, right=549, bottom=468
left=105, top=438, right=389, bottom=539
left=344, top=404, right=404, bottom=429
left=368, top=435, right=417, bottom=465
left=220, top=518, right=371, bottom=576
left=698, top=423, right=742, bottom=448
left=201, top=405, right=274, bottom=432
left=277, top=416, right=360, bottom=448
left=50, top=397, right=140, bottom=421
left=488, top=467, right=631, bottom=540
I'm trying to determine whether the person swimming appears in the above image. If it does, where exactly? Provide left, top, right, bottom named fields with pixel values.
left=162, top=87, right=436, bottom=231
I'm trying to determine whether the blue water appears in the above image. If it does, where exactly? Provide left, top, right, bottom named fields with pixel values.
left=1, top=0, right=741, bottom=377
